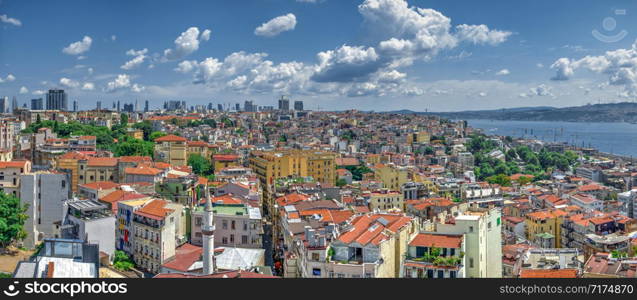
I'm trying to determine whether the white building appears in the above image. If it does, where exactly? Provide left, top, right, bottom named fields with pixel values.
left=436, top=206, right=503, bottom=278
left=20, top=171, right=70, bottom=249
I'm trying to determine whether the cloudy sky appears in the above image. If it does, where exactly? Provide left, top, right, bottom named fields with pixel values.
left=1, top=0, right=637, bottom=111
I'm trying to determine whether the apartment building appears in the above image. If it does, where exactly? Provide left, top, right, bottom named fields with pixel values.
left=132, top=199, right=184, bottom=274
left=154, top=134, right=188, bottom=167
left=116, top=198, right=155, bottom=255
left=373, top=164, right=408, bottom=191
left=436, top=206, right=503, bottom=278
left=365, top=190, right=405, bottom=212
left=326, top=213, right=417, bottom=278
left=61, top=200, right=116, bottom=258
left=525, top=209, right=568, bottom=248
left=402, top=233, right=466, bottom=278
left=191, top=203, right=263, bottom=249
left=20, top=171, right=70, bottom=249
left=0, top=160, right=31, bottom=198
left=249, top=149, right=336, bottom=187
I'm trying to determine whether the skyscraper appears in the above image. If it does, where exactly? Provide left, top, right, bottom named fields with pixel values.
left=217, top=103, right=223, bottom=111
left=244, top=100, right=255, bottom=112
left=96, top=101, right=102, bottom=111
left=144, top=100, right=149, bottom=112
left=0, top=97, right=9, bottom=113
left=135, top=99, right=139, bottom=112
left=294, top=100, right=304, bottom=111
left=11, top=96, right=18, bottom=113
left=73, top=100, right=78, bottom=112
left=117, top=100, right=121, bottom=112
left=31, top=98, right=44, bottom=110
left=46, top=89, right=68, bottom=111
left=235, top=103, right=240, bottom=111
left=278, top=96, right=290, bottom=111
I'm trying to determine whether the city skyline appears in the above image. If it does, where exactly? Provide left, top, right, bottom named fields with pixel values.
left=1, top=0, right=637, bottom=111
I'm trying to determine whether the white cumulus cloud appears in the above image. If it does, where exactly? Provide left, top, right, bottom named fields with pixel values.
left=0, top=14, right=22, bottom=26
left=255, top=13, right=297, bottom=37
left=62, top=36, right=93, bottom=55
left=162, top=27, right=211, bottom=61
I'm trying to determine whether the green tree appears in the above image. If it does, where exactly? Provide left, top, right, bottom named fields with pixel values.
left=149, top=131, right=167, bottom=141
left=486, top=174, right=512, bottom=187
left=336, top=178, right=347, bottom=187
left=113, top=250, right=135, bottom=271
left=112, top=137, right=154, bottom=157
left=188, top=154, right=212, bottom=176
left=0, top=192, right=28, bottom=248
left=132, top=121, right=153, bottom=141
left=120, top=113, right=129, bottom=126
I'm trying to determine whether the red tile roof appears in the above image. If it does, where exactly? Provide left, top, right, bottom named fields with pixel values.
left=338, top=213, right=412, bottom=246
left=409, top=233, right=463, bottom=249
left=118, top=156, right=153, bottom=163
left=161, top=243, right=202, bottom=272
left=87, top=157, right=118, bottom=167
left=276, top=193, right=310, bottom=207
left=154, top=134, right=187, bottom=142
left=59, top=152, right=89, bottom=160
left=213, top=154, right=239, bottom=161
left=79, top=181, right=120, bottom=190
left=134, top=199, right=174, bottom=220
left=0, top=160, right=29, bottom=169
left=125, top=166, right=162, bottom=176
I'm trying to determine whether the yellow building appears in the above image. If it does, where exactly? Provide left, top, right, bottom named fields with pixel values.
left=56, top=152, right=87, bottom=194
left=0, top=160, right=31, bottom=198
left=525, top=209, right=567, bottom=248
left=126, top=128, right=144, bottom=140
left=368, top=191, right=405, bottom=212
left=374, top=164, right=408, bottom=191
left=186, top=140, right=209, bottom=159
left=78, top=157, right=119, bottom=184
left=249, top=150, right=336, bottom=187
left=212, top=154, right=240, bottom=172
left=154, top=134, right=187, bottom=166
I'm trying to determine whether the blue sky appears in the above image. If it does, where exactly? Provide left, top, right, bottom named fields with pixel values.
left=1, top=0, right=637, bottom=111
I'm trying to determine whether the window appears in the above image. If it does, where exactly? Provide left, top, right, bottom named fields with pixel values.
left=427, top=269, right=434, bottom=278
left=437, top=270, right=444, bottom=278
left=195, top=217, right=202, bottom=226
left=222, top=237, right=228, bottom=244
left=450, top=271, right=457, bottom=278
left=230, top=234, right=234, bottom=243
left=241, top=235, right=248, bottom=244
left=469, top=258, right=474, bottom=268
left=222, top=220, right=228, bottom=229
left=312, top=253, right=319, bottom=261
left=312, top=268, right=321, bottom=276
left=231, top=220, right=235, bottom=230
left=469, top=226, right=474, bottom=233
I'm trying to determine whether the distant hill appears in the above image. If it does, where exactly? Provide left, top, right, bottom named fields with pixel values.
left=385, top=103, right=637, bottom=123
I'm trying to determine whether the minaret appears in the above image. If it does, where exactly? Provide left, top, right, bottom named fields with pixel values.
left=202, top=185, right=215, bottom=275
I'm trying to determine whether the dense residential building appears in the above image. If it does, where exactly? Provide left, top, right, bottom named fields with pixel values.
left=132, top=199, right=185, bottom=274
left=191, top=202, right=263, bottom=249
left=154, top=134, right=188, bottom=167
left=436, top=206, right=503, bottom=278
left=20, top=171, right=71, bottom=249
